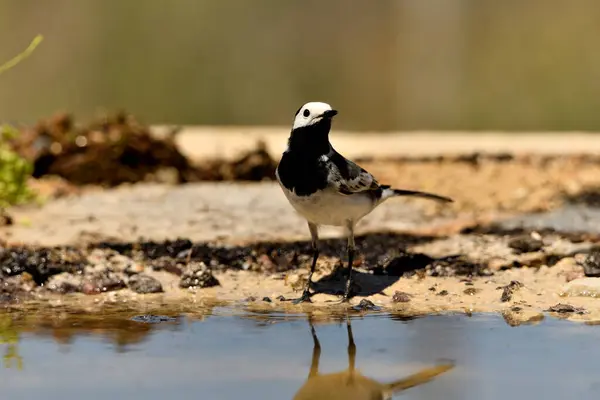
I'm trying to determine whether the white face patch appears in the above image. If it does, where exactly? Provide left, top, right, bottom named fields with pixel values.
left=292, top=101, right=335, bottom=130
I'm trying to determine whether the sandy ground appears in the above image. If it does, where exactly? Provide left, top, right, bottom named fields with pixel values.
left=3, top=130, right=600, bottom=323
left=1, top=182, right=455, bottom=247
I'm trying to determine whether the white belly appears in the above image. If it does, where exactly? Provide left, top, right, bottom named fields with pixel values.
left=280, top=185, right=376, bottom=227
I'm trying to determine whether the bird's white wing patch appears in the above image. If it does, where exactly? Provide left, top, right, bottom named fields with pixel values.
left=320, top=154, right=379, bottom=195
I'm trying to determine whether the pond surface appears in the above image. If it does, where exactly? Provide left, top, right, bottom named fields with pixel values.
left=0, top=308, right=599, bottom=400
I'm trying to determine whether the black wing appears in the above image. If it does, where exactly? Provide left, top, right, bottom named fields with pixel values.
left=324, top=150, right=382, bottom=196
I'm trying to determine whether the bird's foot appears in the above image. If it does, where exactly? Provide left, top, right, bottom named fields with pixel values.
left=288, top=291, right=312, bottom=304
left=331, top=297, right=352, bottom=306
left=328, top=290, right=353, bottom=305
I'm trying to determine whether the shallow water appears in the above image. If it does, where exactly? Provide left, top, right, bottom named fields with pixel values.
left=0, top=308, right=599, bottom=400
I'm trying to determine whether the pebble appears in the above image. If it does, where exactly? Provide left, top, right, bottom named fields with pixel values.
left=546, top=303, right=587, bottom=314
left=81, top=271, right=126, bottom=294
left=392, top=291, right=411, bottom=303
left=127, top=274, right=163, bottom=294
left=501, top=309, right=544, bottom=327
left=560, top=277, right=600, bottom=298
left=500, top=280, right=523, bottom=302
left=354, top=299, right=379, bottom=311
left=109, top=254, right=134, bottom=271
left=508, top=234, right=544, bottom=254
left=46, top=272, right=82, bottom=294
left=582, top=251, right=600, bottom=277
left=124, top=264, right=145, bottom=276
left=179, top=262, right=220, bottom=289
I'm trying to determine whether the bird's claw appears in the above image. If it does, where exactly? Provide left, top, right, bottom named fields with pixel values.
left=289, top=292, right=312, bottom=304
left=336, top=296, right=351, bottom=305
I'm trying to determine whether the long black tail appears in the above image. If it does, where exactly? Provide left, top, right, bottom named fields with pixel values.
left=382, top=185, right=453, bottom=203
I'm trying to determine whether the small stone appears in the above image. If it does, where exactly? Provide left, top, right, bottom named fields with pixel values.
left=0, top=276, right=32, bottom=303
left=246, top=296, right=257, bottom=302
left=124, top=264, right=145, bottom=276
left=81, top=271, right=126, bottom=294
left=463, top=288, right=480, bottom=296
left=46, top=272, right=82, bottom=294
left=179, top=262, right=220, bottom=289
left=500, top=280, right=523, bottom=302
left=176, top=249, right=192, bottom=260
left=257, top=254, right=277, bottom=272
left=560, top=278, right=600, bottom=298
left=355, top=299, right=379, bottom=311
left=109, top=254, right=134, bottom=271
left=437, top=290, right=449, bottom=296
left=502, top=309, right=544, bottom=327
left=128, top=274, right=163, bottom=294
left=392, top=291, right=411, bottom=303
left=508, top=235, right=544, bottom=254
left=262, top=296, right=272, bottom=303
left=546, top=303, right=586, bottom=314
left=276, top=295, right=286, bottom=301
left=582, top=251, right=600, bottom=277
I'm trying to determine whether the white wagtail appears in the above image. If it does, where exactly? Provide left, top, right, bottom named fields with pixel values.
left=293, top=316, right=454, bottom=400
left=275, top=101, right=453, bottom=303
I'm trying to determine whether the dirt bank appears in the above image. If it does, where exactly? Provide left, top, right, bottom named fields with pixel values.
left=0, top=228, right=599, bottom=324
left=3, top=129, right=600, bottom=322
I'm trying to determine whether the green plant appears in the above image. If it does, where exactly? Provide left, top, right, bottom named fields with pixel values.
left=0, top=35, right=43, bottom=208
left=0, top=125, right=35, bottom=207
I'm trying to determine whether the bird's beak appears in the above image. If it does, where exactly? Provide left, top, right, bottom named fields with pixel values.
left=321, top=109, right=338, bottom=119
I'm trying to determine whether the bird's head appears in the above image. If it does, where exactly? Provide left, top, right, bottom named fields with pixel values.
left=292, top=102, right=338, bottom=131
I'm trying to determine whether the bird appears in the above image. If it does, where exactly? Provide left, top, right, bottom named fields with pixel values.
left=275, top=101, right=453, bottom=303
left=292, top=315, right=454, bottom=400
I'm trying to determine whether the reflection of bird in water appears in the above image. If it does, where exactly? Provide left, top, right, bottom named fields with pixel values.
left=293, top=316, right=453, bottom=400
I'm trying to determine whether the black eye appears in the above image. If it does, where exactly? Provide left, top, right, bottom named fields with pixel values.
left=303, top=109, right=310, bottom=117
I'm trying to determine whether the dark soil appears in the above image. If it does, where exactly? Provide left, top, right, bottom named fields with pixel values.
left=0, top=224, right=589, bottom=306
left=8, top=112, right=277, bottom=186
left=562, top=186, right=600, bottom=207
left=355, top=152, right=600, bottom=166
left=460, top=223, right=600, bottom=244
left=0, top=232, right=494, bottom=303
left=0, top=245, right=86, bottom=285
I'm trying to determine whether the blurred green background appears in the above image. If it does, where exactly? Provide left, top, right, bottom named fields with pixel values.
left=1, top=0, right=599, bottom=131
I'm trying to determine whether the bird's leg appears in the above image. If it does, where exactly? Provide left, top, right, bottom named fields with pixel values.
left=291, top=222, right=319, bottom=304
left=341, top=221, right=356, bottom=302
left=308, top=315, right=321, bottom=378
